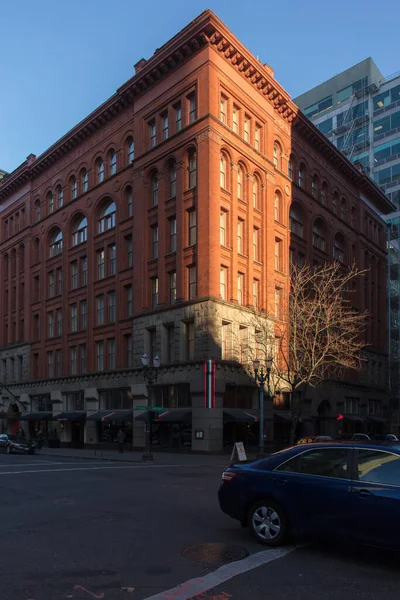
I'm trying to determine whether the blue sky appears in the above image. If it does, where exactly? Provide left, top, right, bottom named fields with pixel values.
left=1, top=0, right=399, bottom=174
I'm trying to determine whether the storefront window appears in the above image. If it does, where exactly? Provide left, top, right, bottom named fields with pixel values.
left=99, top=389, right=131, bottom=410
left=152, top=384, right=191, bottom=408
left=30, top=394, right=52, bottom=412
left=64, top=392, right=84, bottom=411
left=223, top=385, right=254, bottom=409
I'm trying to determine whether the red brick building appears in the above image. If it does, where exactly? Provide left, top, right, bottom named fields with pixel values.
left=0, top=11, right=393, bottom=450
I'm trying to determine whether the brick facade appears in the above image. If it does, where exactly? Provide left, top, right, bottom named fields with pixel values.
left=0, top=10, right=393, bottom=451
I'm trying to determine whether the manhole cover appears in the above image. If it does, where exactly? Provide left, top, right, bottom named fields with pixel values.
left=182, top=543, right=249, bottom=564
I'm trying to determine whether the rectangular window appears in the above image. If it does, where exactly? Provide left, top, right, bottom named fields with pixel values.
left=56, top=308, right=62, bottom=336
left=98, top=249, right=105, bottom=280
left=275, top=287, right=282, bottom=320
left=188, top=210, right=196, bottom=245
left=149, top=120, right=156, bottom=148
left=108, top=291, right=116, bottom=322
left=255, top=125, right=261, bottom=150
left=47, top=351, right=54, bottom=378
left=186, top=322, right=195, bottom=360
left=220, top=96, right=227, bottom=124
left=152, top=225, right=159, bottom=259
left=96, top=341, right=104, bottom=371
left=188, top=92, right=196, bottom=123
left=221, top=321, right=229, bottom=359
left=80, top=344, right=87, bottom=373
left=237, top=219, right=244, bottom=254
left=48, top=312, right=54, bottom=338
left=166, top=325, right=174, bottom=363
left=237, top=273, right=244, bottom=305
left=109, top=244, right=116, bottom=276
left=96, top=296, right=104, bottom=325
left=220, top=211, right=227, bottom=246
left=162, top=113, right=169, bottom=140
left=71, top=261, right=78, bottom=289
left=70, top=347, right=77, bottom=375
left=239, top=326, right=247, bottom=363
left=125, top=235, right=133, bottom=268
left=232, top=106, right=239, bottom=133
left=188, top=266, right=197, bottom=300
left=274, top=238, right=283, bottom=271
left=169, top=217, right=177, bottom=253
left=151, top=277, right=158, bottom=309
left=71, top=304, right=78, bottom=332
left=108, top=338, right=116, bottom=370
left=49, top=272, right=55, bottom=298
left=169, top=271, right=176, bottom=304
left=126, top=285, right=133, bottom=317
left=33, top=275, right=40, bottom=302
left=220, top=266, right=227, bottom=300
left=188, top=152, right=196, bottom=188
left=127, top=186, right=133, bottom=217
left=175, top=103, right=182, bottom=132
left=81, top=257, right=88, bottom=285
left=125, top=334, right=132, bottom=367
left=81, top=300, right=87, bottom=329
left=253, top=279, right=259, bottom=309
left=244, top=116, right=250, bottom=142
left=33, top=314, right=39, bottom=340
left=253, top=227, right=259, bottom=262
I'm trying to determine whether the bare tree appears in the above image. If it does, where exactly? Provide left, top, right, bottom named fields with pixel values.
left=245, top=262, right=369, bottom=444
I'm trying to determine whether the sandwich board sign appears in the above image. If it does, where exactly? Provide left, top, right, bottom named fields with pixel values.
left=230, top=441, right=247, bottom=462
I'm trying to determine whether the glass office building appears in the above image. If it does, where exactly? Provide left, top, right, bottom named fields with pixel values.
left=294, top=58, right=400, bottom=428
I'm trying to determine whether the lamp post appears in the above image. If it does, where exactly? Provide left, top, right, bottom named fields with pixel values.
left=253, top=357, right=273, bottom=456
left=141, top=353, right=161, bottom=461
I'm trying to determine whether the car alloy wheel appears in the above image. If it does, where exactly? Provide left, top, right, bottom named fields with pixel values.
left=249, top=500, right=287, bottom=546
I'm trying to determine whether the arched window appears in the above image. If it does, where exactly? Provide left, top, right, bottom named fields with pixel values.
left=56, top=185, right=63, bottom=209
left=34, top=200, right=41, bottom=222
left=273, top=143, right=281, bottom=169
left=98, top=200, right=116, bottom=233
left=72, top=215, right=88, bottom=246
left=188, top=149, right=197, bottom=189
left=11, top=249, right=16, bottom=277
left=70, top=176, right=77, bottom=200
left=275, top=191, right=283, bottom=223
left=253, top=178, right=260, bottom=209
left=311, top=175, right=319, bottom=199
left=81, top=169, right=88, bottom=193
left=312, top=219, right=326, bottom=251
left=340, top=198, right=346, bottom=220
left=350, top=206, right=356, bottom=227
left=109, top=150, right=117, bottom=175
left=151, top=173, right=158, bottom=206
left=49, top=228, right=63, bottom=257
left=321, top=182, right=328, bottom=206
left=289, top=204, right=304, bottom=238
left=220, top=155, right=227, bottom=189
left=127, top=137, right=134, bottom=163
left=126, top=185, right=133, bottom=217
left=333, top=233, right=345, bottom=262
left=332, top=191, right=339, bottom=215
left=33, top=239, right=40, bottom=263
left=237, top=165, right=244, bottom=200
left=19, top=245, right=25, bottom=272
left=288, top=155, right=294, bottom=180
left=47, top=192, right=54, bottom=214
left=96, top=158, right=104, bottom=183
left=169, top=162, right=177, bottom=198
left=298, top=163, right=305, bottom=188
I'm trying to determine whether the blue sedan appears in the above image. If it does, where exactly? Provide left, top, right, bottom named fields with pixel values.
left=218, top=443, right=400, bottom=548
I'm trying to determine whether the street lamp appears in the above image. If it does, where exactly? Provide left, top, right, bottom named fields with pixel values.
left=253, top=357, right=273, bottom=456
left=141, top=353, right=161, bottom=461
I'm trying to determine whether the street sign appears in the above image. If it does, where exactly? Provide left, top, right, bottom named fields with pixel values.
left=135, top=406, right=148, bottom=410
left=153, top=406, right=165, bottom=412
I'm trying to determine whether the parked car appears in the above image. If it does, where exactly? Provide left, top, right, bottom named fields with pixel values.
left=218, top=442, right=400, bottom=548
left=371, top=434, right=399, bottom=444
left=297, top=436, right=332, bottom=444
left=0, top=434, right=36, bottom=455
left=336, top=433, right=371, bottom=442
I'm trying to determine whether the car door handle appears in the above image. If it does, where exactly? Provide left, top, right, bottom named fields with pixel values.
left=272, top=477, right=287, bottom=485
left=356, top=489, right=372, bottom=497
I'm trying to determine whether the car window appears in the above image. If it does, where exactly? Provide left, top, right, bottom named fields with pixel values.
left=277, top=448, right=349, bottom=479
left=357, top=449, right=400, bottom=486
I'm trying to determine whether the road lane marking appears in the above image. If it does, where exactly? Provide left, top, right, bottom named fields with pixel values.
left=141, top=546, right=296, bottom=600
left=0, top=463, right=227, bottom=475
left=0, top=461, right=106, bottom=468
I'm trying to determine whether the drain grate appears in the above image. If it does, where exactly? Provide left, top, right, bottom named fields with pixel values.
left=182, top=543, right=249, bottom=564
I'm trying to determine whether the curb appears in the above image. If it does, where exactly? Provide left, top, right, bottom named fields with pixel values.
left=38, top=451, right=144, bottom=464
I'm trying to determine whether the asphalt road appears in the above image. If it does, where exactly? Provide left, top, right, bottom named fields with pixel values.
left=0, top=454, right=399, bottom=600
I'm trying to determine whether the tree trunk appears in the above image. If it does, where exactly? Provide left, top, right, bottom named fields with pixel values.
left=289, top=384, right=308, bottom=446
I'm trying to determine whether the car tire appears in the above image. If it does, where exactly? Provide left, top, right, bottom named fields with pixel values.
left=6, top=445, right=11, bottom=455
left=248, top=499, right=288, bottom=547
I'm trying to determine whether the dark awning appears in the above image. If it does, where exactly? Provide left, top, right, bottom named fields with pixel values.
left=87, top=410, right=133, bottom=423
left=274, top=411, right=293, bottom=422
left=366, top=416, right=387, bottom=423
left=20, top=412, right=53, bottom=422
left=344, top=415, right=364, bottom=423
left=156, top=410, right=192, bottom=423
left=223, top=409, right=259, bottom=423
left=55, top=411, right=86, bottom=422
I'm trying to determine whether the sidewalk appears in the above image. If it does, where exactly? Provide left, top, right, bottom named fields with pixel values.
left=37, top=446, right=250, bottom=466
